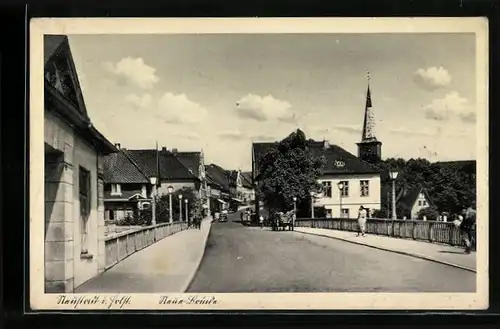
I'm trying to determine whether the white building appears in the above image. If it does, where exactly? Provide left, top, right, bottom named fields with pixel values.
left=252, top=75, right=383, bottom=219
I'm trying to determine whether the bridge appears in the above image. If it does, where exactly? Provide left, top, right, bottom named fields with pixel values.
left=76, top=209, right=476, bottom=293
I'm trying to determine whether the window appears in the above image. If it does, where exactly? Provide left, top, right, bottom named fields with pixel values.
left=418, top=200, right=422, bottom=206
left=109, top=210, right=115, bottom=221
left=423, top=200, right=427, bottom=206
left=111, top=184, right=122, bottom=196
left=325, top=209, right=333, bottom=218
left=341, top=208, right=350, bottom=218
left=322, top=181, right=332, bottom=198
left=79, top=166, right=91, bottom=255
left=360, top=180, right=370, bottom=197
left=340, top=181, right=349, bottom=197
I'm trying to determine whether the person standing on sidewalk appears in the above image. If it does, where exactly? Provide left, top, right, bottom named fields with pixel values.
left=460, top=205, right=476, bottom=254
left=259, top=215, right=264, bottom=229
left=357, top=206, right=367, bottom=237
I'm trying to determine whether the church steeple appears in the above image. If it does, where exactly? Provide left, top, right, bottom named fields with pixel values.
left=357, top=71, right=382, bottom=164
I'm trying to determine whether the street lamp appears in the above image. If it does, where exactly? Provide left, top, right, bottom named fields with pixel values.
left=185, top=198, right=189, bottom=225
left=167, top=185, right=174, bottom=223
left=389, top=169, right=399, bottom=220
left=292, top=197, right=297, bottom=223
left=178, top=194, right=183, bottom=222
left=337, top=181, right=344, bottom=218
left=149, top=177, right=158, bottom=225
left=310, top=191, right=315, bottom=218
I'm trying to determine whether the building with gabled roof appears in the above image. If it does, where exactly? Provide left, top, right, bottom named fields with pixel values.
left=102, top=145, right=155, bottom=222
left=44, top=35, right=117, bottom=293
left=251, top=74, right=382, bottom=219
left=396, top=185, right=435, bottom=219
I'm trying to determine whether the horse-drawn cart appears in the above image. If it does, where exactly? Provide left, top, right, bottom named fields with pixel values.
left=271, top=211, right=295, bottom=231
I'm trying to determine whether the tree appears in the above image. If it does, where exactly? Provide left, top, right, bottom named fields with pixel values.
left=376, top=157, right=476, bottom=215
left=156, top=186, right=199, bottom=222
left=258, top=129, right=326, bottom=214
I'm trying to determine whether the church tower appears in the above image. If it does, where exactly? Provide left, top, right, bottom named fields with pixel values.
left=356, top=72, right=382, bottom=164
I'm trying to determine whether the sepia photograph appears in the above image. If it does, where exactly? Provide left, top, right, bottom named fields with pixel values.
left=30, top=18, right=488, bottom=310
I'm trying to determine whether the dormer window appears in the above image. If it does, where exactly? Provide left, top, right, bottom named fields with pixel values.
left=111, top=184, right=122, bottom=196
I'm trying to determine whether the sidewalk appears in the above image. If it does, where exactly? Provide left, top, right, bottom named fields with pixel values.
left=295, top=227, right=476, bottom=272
left=76, top=218, right=212, bottom=293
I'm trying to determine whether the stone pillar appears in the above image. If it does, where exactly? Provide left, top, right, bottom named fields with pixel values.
left=44, top=148, right=75, bottom=293
left=97, top=155, right=106, bottom=274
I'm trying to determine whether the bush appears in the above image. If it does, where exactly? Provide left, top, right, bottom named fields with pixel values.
left=372, top=208, right=387, bottom=219
left=417, top=206, right=440, bottom=221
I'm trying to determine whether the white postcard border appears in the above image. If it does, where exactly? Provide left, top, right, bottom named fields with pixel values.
left=29, top=17, right=489, bottom=311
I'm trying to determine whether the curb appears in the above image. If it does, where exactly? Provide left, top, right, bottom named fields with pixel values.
left=296, top=230, right=476, bottom=274
left=181, top=219, right=213, bottom=293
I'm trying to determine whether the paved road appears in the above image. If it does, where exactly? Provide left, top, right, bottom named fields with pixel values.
left=187, top=210, right=476, bottom=293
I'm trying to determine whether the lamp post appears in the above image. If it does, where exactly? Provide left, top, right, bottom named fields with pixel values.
left=310, top=191, right=315, bottom=218
left=389, top=170, right=399, bottom=220
left=293, top=196, right=297, bottom=224
left=337, top=181, right=344, bottom=218
left=150, top=177, right=158, bottom=225
left=167, top=185, right=174, bottom=223
left=185, top=198, right=189, bottom=225
left=178, top=194, right=183, bottom=222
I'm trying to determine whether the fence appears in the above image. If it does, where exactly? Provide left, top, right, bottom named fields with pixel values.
left=295, top=218, right=476, bottom=250
left=104, top=221, right=188, bottom=270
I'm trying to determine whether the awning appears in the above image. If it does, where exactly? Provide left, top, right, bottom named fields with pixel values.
left=217, top=199, right=227, bottom=204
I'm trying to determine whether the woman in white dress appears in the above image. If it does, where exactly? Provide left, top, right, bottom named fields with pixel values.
left=357, top=206, right=367, bottom=237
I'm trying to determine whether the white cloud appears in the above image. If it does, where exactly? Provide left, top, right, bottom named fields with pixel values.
left=423, top=91, right=475, bottom=123
left=413, top=66, right=452, bottom=90
left=389, top=126, right=436, bottom=137
left=125, top=93, right=152, bottom=109
left=170, top=131, right=200, bottom=140
left=157, top=92, right=208, bottom=124
left=252, top=134, right=278, bottom=142
left=235, top=94, right=293, bottom=122
left=218, top=130, right=246, bottom=140
left=103, top=57, right=159, bottom=89
left=330, top=124, right=362, bottom=134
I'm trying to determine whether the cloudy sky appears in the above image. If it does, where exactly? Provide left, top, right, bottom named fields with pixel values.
left=68, top=33, right=477, bottom=171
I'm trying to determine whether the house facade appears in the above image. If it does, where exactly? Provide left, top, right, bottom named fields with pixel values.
left=240, top=172, right=255, bottom=203
left=205, top=164, right=232, bottom=213
left=252, top=140, right=381, bottom=218
left=396, top=186, right=434, bottom=219
left=103, top=144, right=154, bottom=222
left=44, top=35, right=117, bottom=292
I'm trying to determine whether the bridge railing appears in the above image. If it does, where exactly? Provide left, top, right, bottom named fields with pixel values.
left=295, top=218, right=476, bottom=250
left=104, top=221, right=188, bottom=270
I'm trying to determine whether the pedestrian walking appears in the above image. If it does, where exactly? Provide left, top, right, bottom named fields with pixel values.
left=357, top=206, right=367, bottom=237
left=259, top=215, right=264, bottom=229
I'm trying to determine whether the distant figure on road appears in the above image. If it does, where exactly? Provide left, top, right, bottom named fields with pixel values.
left=460, top=206, right=476, bottom=254
left=259, top=215, right=264, bottom=229
left=357, top=206, right=367, bottom=237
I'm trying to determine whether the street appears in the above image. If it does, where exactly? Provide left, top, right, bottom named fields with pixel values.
left=187, top=210, right=476, bottom=293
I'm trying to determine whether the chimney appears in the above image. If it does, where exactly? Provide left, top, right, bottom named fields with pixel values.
left=172, top=148, right=178, bottom=155
left=323, top=140, right=329, bottom=149
left=115, top=143, right=121, bottom=150
left=162, top=147, right=167, bottom=152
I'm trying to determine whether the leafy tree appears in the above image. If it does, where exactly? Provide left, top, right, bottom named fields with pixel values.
left=376, top=157, right=476, bottom=215
left=156, top=186, right=199, bottom=222
left=258, top=129, right=326, bottom=214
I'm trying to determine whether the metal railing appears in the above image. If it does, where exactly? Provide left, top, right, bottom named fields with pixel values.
left=104, top=221, right=188, bottom=270
left=295, top=217, right=476, bottom=250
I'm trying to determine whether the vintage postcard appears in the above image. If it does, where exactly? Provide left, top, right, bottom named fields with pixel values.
left=30, top=17, right=488, bottom=311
